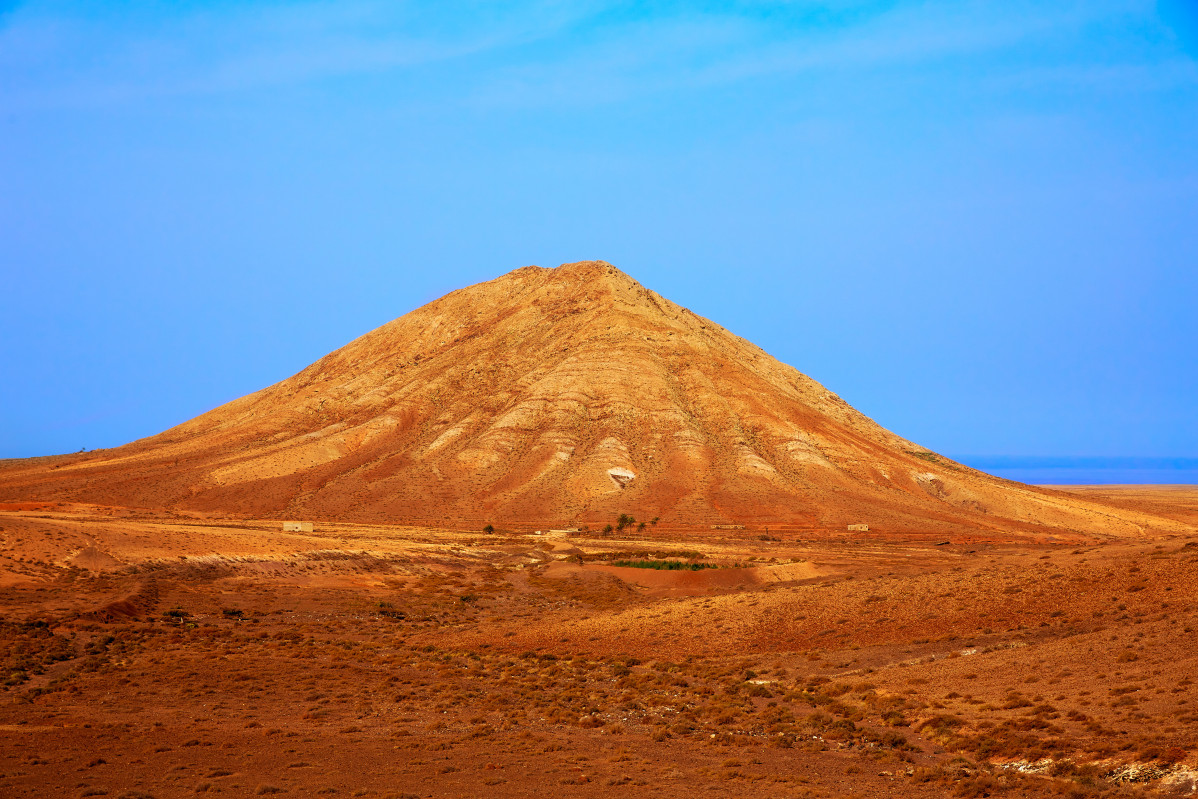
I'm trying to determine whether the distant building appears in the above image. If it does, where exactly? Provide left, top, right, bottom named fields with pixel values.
left=847, top=523, right=869, bottom=532
left=282, top=521, right=314, bottom=532
left=711, top=524, right=746, bottom=530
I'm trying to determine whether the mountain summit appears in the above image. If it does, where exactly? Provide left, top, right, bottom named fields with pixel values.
left=0, top=261, right=1179, bottom=535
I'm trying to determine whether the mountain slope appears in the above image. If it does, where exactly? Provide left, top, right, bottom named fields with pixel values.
left=0, top=261, right=1184, bottom=536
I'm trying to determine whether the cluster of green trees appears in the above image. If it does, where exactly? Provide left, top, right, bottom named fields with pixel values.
left=602, top=513, right=660, bottom=534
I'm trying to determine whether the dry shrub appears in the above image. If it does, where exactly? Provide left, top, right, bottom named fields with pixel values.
left=952, top=774, right=1003, bottom=798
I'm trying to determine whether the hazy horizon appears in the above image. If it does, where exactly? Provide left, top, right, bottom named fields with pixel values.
left=9, top=445, right=1193, bottom=487
left=952, top=455, right=1198, bottom=485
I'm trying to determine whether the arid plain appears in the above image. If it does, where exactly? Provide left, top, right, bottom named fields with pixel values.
left=1, top=263, right=1196, bottom=797
left=1, top=491, right=1196, bottom=798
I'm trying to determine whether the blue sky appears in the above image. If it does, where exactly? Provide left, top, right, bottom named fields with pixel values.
left=1, top=0, right=1196, bottom=467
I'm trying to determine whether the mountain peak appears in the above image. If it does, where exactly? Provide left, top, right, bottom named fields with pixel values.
left=0, top=261, right=1182, bottom=538
left=554, top=259, right=618, bottom=274
left=508, top=260, right=646, bottom=299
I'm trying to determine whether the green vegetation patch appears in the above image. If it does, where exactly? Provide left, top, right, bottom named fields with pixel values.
left=610, top=560, right=721, bottom=571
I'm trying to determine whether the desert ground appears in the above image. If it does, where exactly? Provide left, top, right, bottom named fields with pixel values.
left=1, top=486, right=1196, bottom=798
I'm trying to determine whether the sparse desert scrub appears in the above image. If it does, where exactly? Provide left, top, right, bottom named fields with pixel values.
left=0, top=506, right=1196, bottom=797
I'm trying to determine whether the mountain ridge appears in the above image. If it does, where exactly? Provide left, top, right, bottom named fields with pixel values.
left=0, top=261, right=1187, bottom=537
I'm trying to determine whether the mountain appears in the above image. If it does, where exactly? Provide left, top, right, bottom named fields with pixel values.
left=0, top=261, right=1182, bottom=536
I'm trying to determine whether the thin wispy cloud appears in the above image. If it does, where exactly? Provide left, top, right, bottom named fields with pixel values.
left=0, top=0, right=605, bottom=109
left=986, top=59, right=1198, bottom=95
left=460, top=0, right=1173, bottom=110
left=0, top=0, right=1176, bottom=114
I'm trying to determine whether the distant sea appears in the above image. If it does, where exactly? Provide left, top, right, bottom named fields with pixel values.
left=951, top=456, right=1198, bottom=486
